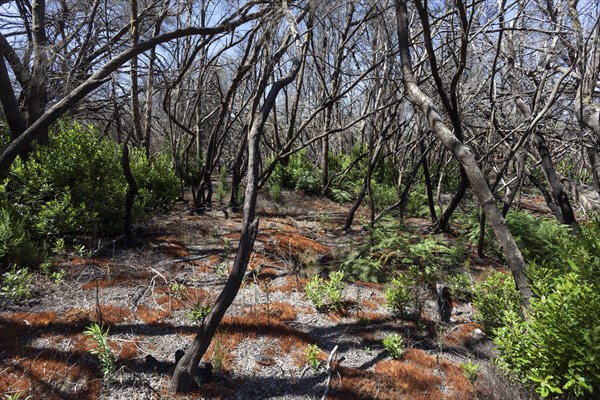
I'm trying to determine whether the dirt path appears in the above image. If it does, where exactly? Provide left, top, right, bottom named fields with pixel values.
left=1, top=191, right=531, bottom=399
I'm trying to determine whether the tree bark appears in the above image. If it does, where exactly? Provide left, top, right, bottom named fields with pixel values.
left=129, top=0, right=144, bottom=145
left=395, top=0, right=532, bottom=308
left=0, top=55, right=27, bottom=140
left=28, top=0, right=49, bottom=145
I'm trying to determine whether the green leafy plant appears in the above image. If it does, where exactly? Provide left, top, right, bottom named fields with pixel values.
left=40, top=262, right=66, bottom=285
left=305, top=275, right=327, bottom=311
left=186, top=302, right=212, bottom=325
left=325, top=271, right=346, bottom=311
left=384, top=273, right=415, bottom=316
left=0, top=202, right=45, bottom=267
left=494, top=269, right=599, bottom=399
left=4, top=120, right=178, bottom=243
left=472, top=271, right=521, bottom=333
left=462, top=359, right=480, bottom=384
left=3, top=394, right=31, bottom=400
left=84, top=322, right=116, bottom=379
left=51, top=237, right=65, bottom=256
left=467, top=210, right=570, bottom=269
left=382, top=333, right=404, bottom=359
left=306, top=343, right=322, bottom=372
left=446, top=272, right=472, bottom=302
left=340, top=218, right=463, bottom=283
left=266, top=150, right=321, bottom=198
left=305, top=271, right=347, bottom=312
left=168, top=282, right=188, bottom=299
left=0, top=265, right=32, bottom=302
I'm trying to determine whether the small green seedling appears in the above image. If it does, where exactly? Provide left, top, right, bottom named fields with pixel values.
left=382, top=333, right=404, bottom=359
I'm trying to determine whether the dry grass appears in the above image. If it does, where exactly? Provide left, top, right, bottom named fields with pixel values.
left=258, top=228, right=330, bottom=262
left=326, top=348, right=478, bottom=400
left=151, top=237, right=191, bottom=258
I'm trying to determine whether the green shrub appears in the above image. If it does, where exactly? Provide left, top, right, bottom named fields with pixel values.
left=305, top=271, right=346, bottom=312
left=367, top=181, right=398, bottom=209
left=446, top=272, right=472, bottom=302
left=84, top=322, right=116, bottom=379
left=130, top=149, right=179, bottom=212
left=461, top=359, right=480, bottom=384
left=0, top=201, right=45, bottom=267
left=267, top=149, right=321, bottom=197
left=405, top=184, right=431, bottom=217
left=340, top=218, right=463, bottom=283
left=0, top=265, right=33, bottom=302
left=382, top=333, right=404, bottom=359
left=306, top=343, right=322, bottom=371
left=384, top=273, right=415, bottom=316
left=4, top=120, right=178, bottom=242
left=494, top=269, right=600, bottom=398
left=472, top=272, right=521, bottom=333
left=468, top=210, right=570, bottom=269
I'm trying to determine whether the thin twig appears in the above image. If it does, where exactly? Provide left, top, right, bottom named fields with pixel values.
left=321, top=345, right=339, bottom=400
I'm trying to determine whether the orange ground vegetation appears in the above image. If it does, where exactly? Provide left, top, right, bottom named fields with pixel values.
left=272, top=275, right=306, bottom=293
left=247, top=253, right=287, bottom=276
left=218, top=302, right=316, bottom=369
left=151, top=237, right=191, bottom=258
left=153, top=286, right=210, bottom=310
left=328, top=348, right=474, bottom=400
left=81, top=268, right=154, bottom=290
left=0, top=314, right=100, bottom=399
left=257, top=229, right=330, bottom=261
left=133, top=304, right=171, bottom=324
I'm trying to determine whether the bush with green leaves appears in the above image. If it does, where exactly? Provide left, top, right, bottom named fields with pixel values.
left=446, top=272, right=472, bottom=302
left=306, top=343, right=322, bottom=372
left=267, top=149, right=321, bottom=198
left=0, top=200, right=45, bottom=267
left=382, top=333, right=404, bottom=359
left=305, top=271, right=346, bottom=312
left=186, top=302, right=211, bottom=325
left=462, top=359, right=480, bottom=384
left=471, top=271, right=522, bottom=333
left=326, top=144, right=399, bottom=208
left=340, top=217, right=463, bottom=283
left=0, top=265, right=32, bottom=302
left=494, top=268, right=600, bottom=399
left=384, top=273, right=415, bottom=316
left=367, top=181, right=398, bottom=209
left=3, top=120, right=178, bottom=243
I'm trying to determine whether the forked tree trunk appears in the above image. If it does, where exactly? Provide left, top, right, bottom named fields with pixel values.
left=171, top=7, right=306, bottom=391
left=395, top=0, right=532, bottom=308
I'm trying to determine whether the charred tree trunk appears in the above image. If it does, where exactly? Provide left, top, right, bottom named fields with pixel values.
left=420, top=137, right=437, bottom=223
left=0, top=55, right=27, bottom=141
left=171, top=7, right=306, bottom=391
left=122, top=142, right=138, bottom=247
left=532, top=132, right=580, bottom=233
left=129, top=0, right=144, bottom=145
